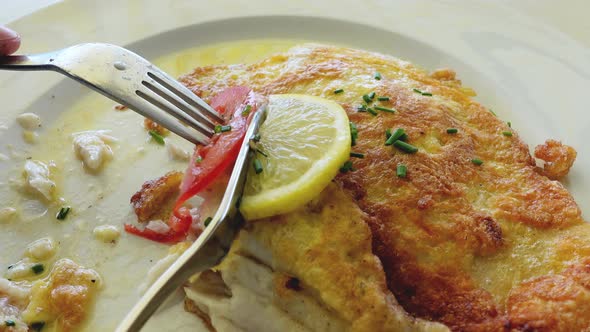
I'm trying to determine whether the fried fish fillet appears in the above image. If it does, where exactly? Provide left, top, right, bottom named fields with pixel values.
left=181, top=44, right=587, bottom=331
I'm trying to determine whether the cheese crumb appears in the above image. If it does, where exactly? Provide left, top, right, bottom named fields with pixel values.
left=72, top=130, right=117, bottom=171
left=93, top=225, right=120, bottom=243
left=23, top=160, right=55, bottom=201
left=22, top=130, right=38, bottom=144
left=25, top=238, right=56, bottom=261
left=16, top=113, right=41, bottom=130
left=0, top=207, right=17, bottom=223
left=166, top=141, right=190, bottom=161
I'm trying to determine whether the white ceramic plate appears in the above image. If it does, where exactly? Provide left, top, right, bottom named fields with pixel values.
left=1, top=1, right=590, bottom=331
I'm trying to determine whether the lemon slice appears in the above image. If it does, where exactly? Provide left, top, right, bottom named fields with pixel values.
left=240, top=94, right=351, bottom=220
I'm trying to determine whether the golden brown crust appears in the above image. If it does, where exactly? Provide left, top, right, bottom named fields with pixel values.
left=507, top=259, right=590, bottom=331
left=130, top=171, right=182, bottom=222
left=534, top=139, right=577, bottom=179
left=181, top=44, right=586, bottom=331
left=22, top=259, right=101, bottom=332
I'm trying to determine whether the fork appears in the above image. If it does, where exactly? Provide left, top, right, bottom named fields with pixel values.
left=0, top=43, right=223, bottom=144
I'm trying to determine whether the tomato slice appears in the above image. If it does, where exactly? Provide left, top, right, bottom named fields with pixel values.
left=125, top=86, right=256, bottom=243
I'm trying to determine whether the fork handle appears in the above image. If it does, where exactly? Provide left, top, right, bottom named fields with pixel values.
left=0, top=52, right=59, bottom=71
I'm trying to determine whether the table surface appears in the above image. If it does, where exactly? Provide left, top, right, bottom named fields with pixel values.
left=3, top=0, right=590, bottom=48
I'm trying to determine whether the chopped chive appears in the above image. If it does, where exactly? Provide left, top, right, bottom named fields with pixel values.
left=368, top=92, right=376, bottom=100
left=252, top=133, right=261, bottom=142
left=377, top=96, right=390, bottom=101
left=241, top=105, right=252, bottom=116
left=350, top=152, right=365, bottom=159
left=31, top=263, right=44, bottom=275
left=393, top=140, right=419, bottom=153
left=507, top=121, right=512, bottom=128
left=397, top=164, right=407, bottom=178
left=5, top=320, right=15, bottom=327
left=334, top=89, right=344, bottom=94
left=203, top=217, right=212, bottom=227
left=195, top=156, right=203, bottom=163
left=253, top=159, right=263, bottom=174
left=471, top=158, right=484, bottom=166
left=374, top=106, right=396, bottom=113
left=148, top=130, right=165, bottom=145
left=385, top=128, right=406, bottom=146
left=502, top=131, right=513, bottom=137
left=367, top=107, right=378, bottom=116
left=447, top=128, right=458, bottom=134
left=357, top=104, right=367, bottom=112
left=31, top=322, right=45, bottom=331
left=56, top=207, right=71, bottom=220
left=214, top=125, right=231, bottom=133
left=399, top=133, right=408, bottom=141
left=350, top=122, right=358, bottom=146
left=385, top=128, right=392, bottom=139
left=489, top=109, right=497, bottom=116
left=374, top=72, right=382, bottom=80
left=413, top=88, right=432, bottom=96
left=256, top=149, right=268, bottom=157
left=362, top=94, right=372, bottom=104
left=340, top=160, right=354, bottom=173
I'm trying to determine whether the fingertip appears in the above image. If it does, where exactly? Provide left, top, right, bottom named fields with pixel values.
left=0, top=26, right=21, bottom=55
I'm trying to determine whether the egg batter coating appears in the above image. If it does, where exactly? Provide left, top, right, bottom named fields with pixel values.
left=180, top=44, right=584, bottom=331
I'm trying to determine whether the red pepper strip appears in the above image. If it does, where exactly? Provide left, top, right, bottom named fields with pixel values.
left=124, top=207, right=192, bottom=243
left=125, top=86, right=255, bottom=243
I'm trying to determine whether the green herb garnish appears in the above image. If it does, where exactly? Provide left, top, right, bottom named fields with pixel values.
left=203, top=217, right=212, bottom=227
left=253, top=159, right=263, bottom=174
left=241, top=105, right=252, bottom=116
left=413, top=88, right=432, bottom=96
left=367, top=107, right=378, bottom=116
left=357, top=104, right=367, bottom=112
left=393, top=140, right=419, bottom=153
left=350, top=122, right=358, bottom=146
left=377, top=96, right=390, bottom=101
left=368, top=92, right=376, bottom=100
left=385, top=128, right=406, bottom=146
left=374, top=72, right=382, bottom=80
left=507, top=121, right=512, bottom=128
left=148, top=130, right=165, bottom=145
left=471, top=158, right=484, bottom=166
left=397, top=164, right=407, bottom=178
left=31, top=263, right=44, bottom=275
left=362, top=94, right=372, bottom=104
left=350, top=152, right=365, bottom=159
left=374, top=106, right=396, bottom=113
left=447, top=128, right=458, bottom=134
left=252, top=133, right=261, bottom=142
left=339, top=160, right=354, bottom=173
left=502, top=131, right=513, bottom=137
left=385, top=128, right=392, bottom=139
left=334, top=89, right=344, bottom=94
left=5, top=320, right=15, bottom=327
left=56, top=207, right=71, bottom=220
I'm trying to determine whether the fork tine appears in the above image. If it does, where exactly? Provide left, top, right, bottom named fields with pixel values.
left=127, top=95, right=209, bottom=145
left=143, top=74, right=217, bottom=130
left=136, top=90, right=211, bottom=144
left=139, top=81, right=215, bottom=138
left=147, top=69, right=224, bottom=124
